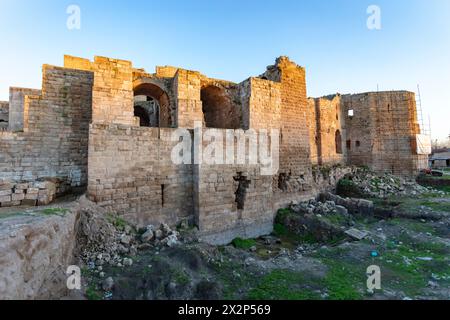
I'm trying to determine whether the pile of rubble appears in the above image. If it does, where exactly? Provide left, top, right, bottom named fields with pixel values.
left=338, top=168, right=433, bottom=198
left=76, top=197, right=180, bottom=271
left=291, top=198, right=352, bottom=218
left=278, top=192, right=379, bottom=243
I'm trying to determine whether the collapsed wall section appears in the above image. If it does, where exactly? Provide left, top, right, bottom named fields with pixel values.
left=0, top=65, right=93, bottom=190
left=8, top=88, right=41, bottom=132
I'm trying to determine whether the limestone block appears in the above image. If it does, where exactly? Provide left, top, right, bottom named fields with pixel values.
left=0, top=190, right=12, bottom=197
left=0, top=195, right=12, bottom=203
left=12, top=193, right=25, bottom=201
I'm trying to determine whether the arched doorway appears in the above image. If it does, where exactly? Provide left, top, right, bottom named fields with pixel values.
left=133, top=82, right=172, bottom=127
left=201, top=85, right=240, bottom=129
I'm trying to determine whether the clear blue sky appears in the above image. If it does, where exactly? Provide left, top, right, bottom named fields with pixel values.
left=0, top=0, right=449, bottom=141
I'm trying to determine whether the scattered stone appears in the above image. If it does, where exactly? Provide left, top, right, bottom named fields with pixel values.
left=154, top=229, right=163, bottom=240
left=416, top=257, right=433, bottom=261
left=245, top=257, right=255, bottom=266
left=141, top=229, right=154, bottom=242
left=102, top=277, right=114, bottom=291
left=123, top=258, right=133, bottom=267
left=120, top=234, right=132, bottom=245
left=104, top=292, right=113, bottom=300
left=345, top=228, right=369, bottom=240
left=162, top=234, right=179, bottom=247
left=335, top=205, right=348, bottom=215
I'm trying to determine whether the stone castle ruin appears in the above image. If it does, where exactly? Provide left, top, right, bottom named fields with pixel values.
left=0, top=55, right=430, bottom=244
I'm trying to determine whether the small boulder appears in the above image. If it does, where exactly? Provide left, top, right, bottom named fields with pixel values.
left=154, top=229, right=163, bottom=240
left=141, top=229, right=154, bottom=242
left=102, top=277, right=114, bottom=291
left=335, top=205, right=348, bottom=216
left=123, top=258, right=133, bottom=267
left=120, top=234, right=132, bottom=245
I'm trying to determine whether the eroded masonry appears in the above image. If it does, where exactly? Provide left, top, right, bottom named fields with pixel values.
left=0, top=55, right=430, bottom=244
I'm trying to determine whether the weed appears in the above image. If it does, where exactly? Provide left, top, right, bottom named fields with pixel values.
left=85, top=285, right=102, bottom=300
left=247, top=269, right=322, bottom=300
left=39, top=208, right=69, bottom=216
left=232, top=238, right=257, bottom=250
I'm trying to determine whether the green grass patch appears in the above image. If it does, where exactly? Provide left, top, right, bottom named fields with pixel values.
left=309, top=247, right=366, bottom=300
left=247, top=270, right=322, bottom=300
left=323, top=213, right=348, bottom=225
left=336, top=178, right=365, bottom=198
left=378, top=234, right=450, bottom=296
left=211, top=259, right=258, bottom=300
left=232, top=237, right=257, bottom=250
left=107, top=214, right=128, bottom=230
left=0, top=212, right=27, bottom=220
left=373, top=195, right=450, bottom=214
left=273, top=223, right=288, bottom=237
left=432, top=185, right=450, bottom=193
left=419, top=200, right=450, bottom=212
left=322, top=261, right=365, bottom=300
left=39, top=208, right=69, bottom=216
left=275, top=208, right=293, bottom=224
left=386, top=218, right=436, bottom=234
left=85, top=285, right=102, bottom=300
left=172, top=269, right=191, bottom=286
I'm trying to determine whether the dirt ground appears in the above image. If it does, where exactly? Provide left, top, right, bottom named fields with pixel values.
left=78, top=192, right=449, bottom=301
left=1, top=180, right=449, bottom=301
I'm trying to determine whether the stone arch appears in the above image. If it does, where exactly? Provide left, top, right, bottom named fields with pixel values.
left=200, top=85, right=240, bottom=129
left=335, top=130, right=343, bottom=154
left=133, top=81, right=172, bottom=127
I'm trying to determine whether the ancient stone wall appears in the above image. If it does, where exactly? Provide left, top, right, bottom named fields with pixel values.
left=0, top=65, right=93, bottom=187
left=8, top=88, right=41, bottom=132
left=0, top=101, right=8, bottom=131
left=174, top=69, right=204, bottom=128
left=87, top=124, right=194, bottom=227
left=246, top=78, right=281, bottom=130
left=308, top=95, right=346, bottom=166
left=195, top=163, right=274, bottom=245
left=200, top=80, right=242, bottom=129
left=0, top=208, right=79, bottom=300
left=192, top=125, right=279, bottom=244
left=0, top=54, right=431, bottom=242
left=341, top=91, right=428, bottom=176
left=64, top=55, right=136, bottom=126
left=261, top=57, right=313, bottom=208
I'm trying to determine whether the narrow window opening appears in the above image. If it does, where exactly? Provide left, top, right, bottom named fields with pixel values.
left=346, top=140, right=352, bottom=150
left=234, top=172, right=251, bottom=210
left=335, top=130, right=343, bottom=154
left=161, top=184, right=165, bottom=207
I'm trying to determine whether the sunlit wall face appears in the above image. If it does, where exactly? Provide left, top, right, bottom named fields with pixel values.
left=0, top=0, right=448, bottom=141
